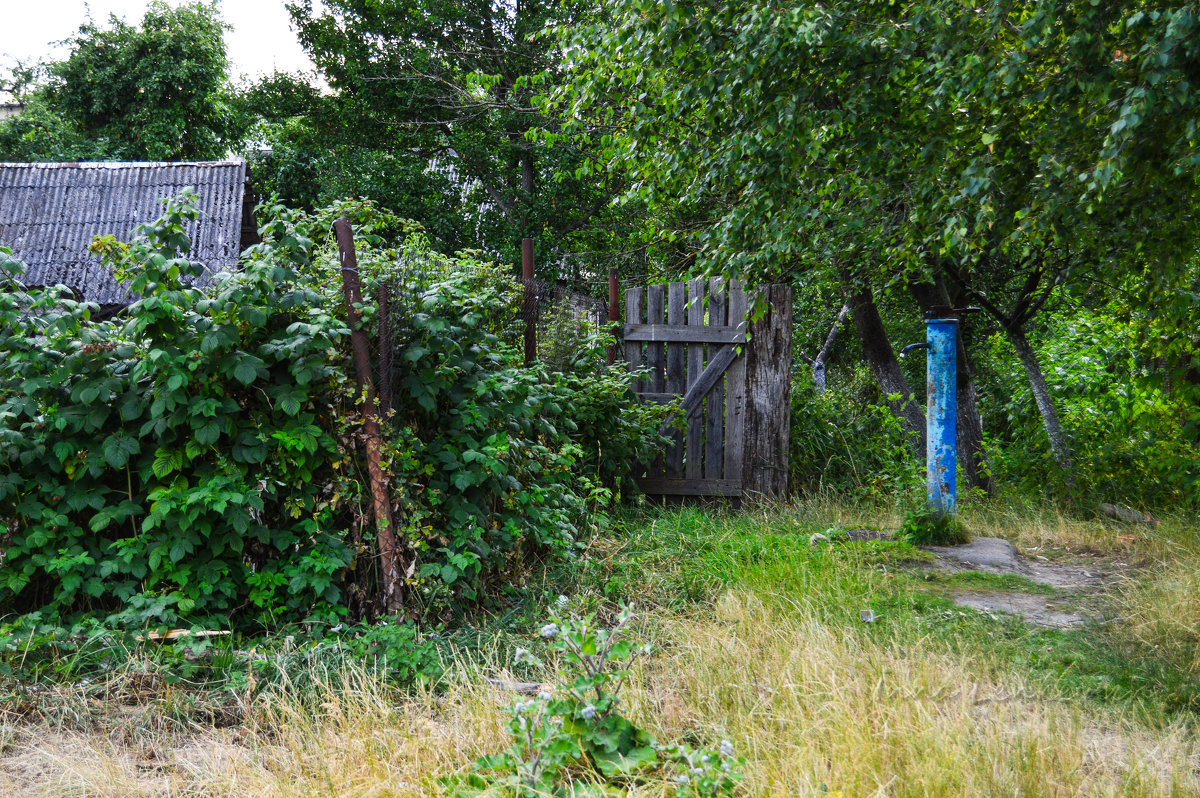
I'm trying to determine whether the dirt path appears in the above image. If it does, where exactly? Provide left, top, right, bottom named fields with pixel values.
left=920, top=537, right=1115, bottom=627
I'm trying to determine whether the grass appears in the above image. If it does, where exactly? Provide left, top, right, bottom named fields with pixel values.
left=2, top=497, right=1200, bottom=795
left=918, top=569, right=1059, bottom=594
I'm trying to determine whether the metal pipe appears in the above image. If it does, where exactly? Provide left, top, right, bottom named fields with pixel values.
left=335, top=217, right=403, bottom=613
left=926, top=318, right=958, bottom=516
left=607, top=267, right=619, bottom=365
left=521, top=238, right=536, bottom=366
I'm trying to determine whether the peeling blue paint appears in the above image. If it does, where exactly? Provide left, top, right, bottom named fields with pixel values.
left=926, top=318, right=958, bottom=516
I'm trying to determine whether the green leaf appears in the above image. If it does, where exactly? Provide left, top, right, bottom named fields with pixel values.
left=102, top=434, right=140, bottom=468
left=233, top=355, right=262, bottom=385
left=193, top=417, right=221, bottom=446
left=279, top=392, right=301, bottom=416
left=590, top=745, right=657, bottom=778
left=152, top=448, right=183, bottom=478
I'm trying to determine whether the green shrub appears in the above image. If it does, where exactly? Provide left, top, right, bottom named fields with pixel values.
left=381, top=245, right=669, bottom=608
left=897, top=506, right=969, bottom=546
left=976, top=298, right=1199, bottom=509
left=789, top=367, right=921, bottom=501
left=0, top=192, right=663, bottom=633
left=0, top=190, right=353, bottom=629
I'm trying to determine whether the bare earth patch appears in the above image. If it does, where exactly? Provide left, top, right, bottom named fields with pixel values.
left=949, top=591, right=1094, bottom=628
left=922, top=537, right=1115, bottom=626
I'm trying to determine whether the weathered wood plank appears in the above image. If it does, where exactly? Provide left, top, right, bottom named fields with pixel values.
left=636, top=477, right=743, bottom=497
left=686, top=278, right=705, bottom=480
left=705, top=278, right=726, bottom=480
left=647, top=285, right=665, bottom=393
left=624, top=278, right=788, bottom=500
left=622, top=324, right=747, bottom=344
left=678, top=347, right=736, bottom=417
left=635, top=392, right=678, bottom=404
left=742, top=284, right=793, bottom=500
left=654, top=345, right=737, bottom=435
left=645, top=284, right=665, bottom=477
left=723, top=281, right=748, bottom=484
left=666, top=282, right=686, bottom=477
left=624, top=287, right=643, bottom=392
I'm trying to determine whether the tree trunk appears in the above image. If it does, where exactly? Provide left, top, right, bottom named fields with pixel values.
left=1006, top=324, right=1077, bottom=491
left=811, top=303, right=850, bottom=394
left=743, top=285, right=793, bottom=499
left=846, top=283, right=925, bottom=456
left=519, top=148, right=536, bottom=229
left=910, top=279, right=995, bottom=495
left=520, top=150, right=536, bottom=196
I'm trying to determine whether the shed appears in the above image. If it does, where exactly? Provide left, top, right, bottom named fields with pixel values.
left=0, top=160, right=255, bottom=314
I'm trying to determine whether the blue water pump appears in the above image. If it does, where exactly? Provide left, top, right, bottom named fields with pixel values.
left=900, top=308, right=979, bottom=516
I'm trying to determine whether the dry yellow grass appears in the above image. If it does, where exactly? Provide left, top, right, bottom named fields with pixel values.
left=0, top=668, right=511, bottom=797
left=1117, top=556, right=1200, bottom=677
left=3, top=589, right=1198, bottom=797
left=3, top=500, right=1199, bottom=796
left=631, top=591, right=1200, bottom=797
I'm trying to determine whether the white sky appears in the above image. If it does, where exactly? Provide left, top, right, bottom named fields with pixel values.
left=0, top=0, right=316, bottom=87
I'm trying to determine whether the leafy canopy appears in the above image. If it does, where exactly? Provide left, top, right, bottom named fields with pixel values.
left=280, top=0, right=635, bottom=273
left=0, top=1, right=241, bottom=162
left=554, top=1, right=1200, bottom=287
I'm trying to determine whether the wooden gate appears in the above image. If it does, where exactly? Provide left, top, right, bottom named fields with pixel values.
left=624, top=279, right=793, bottom=499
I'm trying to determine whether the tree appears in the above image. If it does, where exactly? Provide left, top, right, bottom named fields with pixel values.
left=0, top=59, right=42, bottom=102
left=286, top=0, right=638, bottom=272
left=556, top=0, right=1200, bottom=493
left=0, top=1, right=241, bottom=162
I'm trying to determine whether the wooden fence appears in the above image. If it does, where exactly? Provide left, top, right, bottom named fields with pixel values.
left=624, top=279, right=793, bottom=499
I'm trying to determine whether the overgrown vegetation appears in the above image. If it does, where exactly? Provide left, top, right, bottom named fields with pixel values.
left=2, top=502, right=1199, bottom=796
left=2, top=2, right=1200, bottom=794
left=0, top=192, right=662, bottom=637
left=444, top=605, right=743, bottom=796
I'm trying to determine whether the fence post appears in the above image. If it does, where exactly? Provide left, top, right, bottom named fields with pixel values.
left=335, top=218, right=404, bottom=613
left=742, top=284, right=794, bottom=500
left=522, top=238, right=536, bottom=366
left=377, top=283, right=392, bottom=413
left=607, top=267, right=619, bottom=365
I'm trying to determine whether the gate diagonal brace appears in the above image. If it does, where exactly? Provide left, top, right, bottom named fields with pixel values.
left=651, top=344, right=740, bottom=435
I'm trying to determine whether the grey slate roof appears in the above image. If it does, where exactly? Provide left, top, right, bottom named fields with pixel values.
left=0, top=160, right=248, bottom=306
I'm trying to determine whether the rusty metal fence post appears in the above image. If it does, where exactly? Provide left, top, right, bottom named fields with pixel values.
left=335, top=217, right=404, bottom=613
left=521, top=238, right=536, bottom=366
left=607, top=267, right=619, bottom=365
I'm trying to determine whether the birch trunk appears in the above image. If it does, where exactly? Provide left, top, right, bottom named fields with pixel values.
left=1006, top=324, right=1076, bottom=491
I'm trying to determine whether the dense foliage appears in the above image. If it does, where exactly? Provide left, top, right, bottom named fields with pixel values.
left=0, top=193, right=661, bottom=631
left=2, top=0, right=1196, bottom=549
left=0, top=1, right=241, bottom=162
left=259, top=0, right=645, bottom=275
left=554, top=0, right=1200, bottom=505
left=978, top=295, right=1200, bottom=507
left=0, top=192, right=348, bottom=628
left=376, top=242, right=667, bottom=608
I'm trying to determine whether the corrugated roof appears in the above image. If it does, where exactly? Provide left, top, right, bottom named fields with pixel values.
left=0, top=160, right=248, bottom=306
